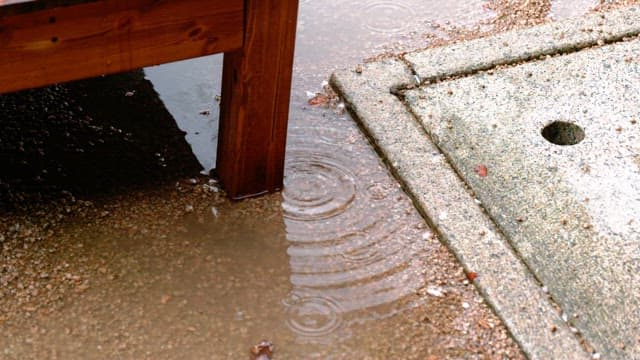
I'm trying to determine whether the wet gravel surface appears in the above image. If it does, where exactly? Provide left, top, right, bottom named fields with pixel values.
left=0, top=183, right=523, bottom=359
left=0, top=71, right=201, bottom=207
left=1, top=0, right=639, bottom=359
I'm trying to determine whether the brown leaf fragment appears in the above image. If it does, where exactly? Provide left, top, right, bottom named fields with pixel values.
left=308, top=94, right=330, bottom=106
left=466, top=271, right=478, bottom=282
left=250, top=340, right=274, bottom=360
left=477, top=319, right=491, bottom=329
left=474, top=165, right=488, bottom=177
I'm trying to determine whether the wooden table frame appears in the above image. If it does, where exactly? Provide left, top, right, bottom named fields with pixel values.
left=0, top=0, right=299, bottom=199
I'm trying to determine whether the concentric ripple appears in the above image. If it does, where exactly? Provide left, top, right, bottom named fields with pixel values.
left=283, top=125, right=430, bottom=340
left=282, top=152, right=357, bottom=221
left=284, top=294, right=344, bottom=339
left=338, top=233, right=385, bottom=265
left=366, top=182, right=394, bottom=201
left=361, top=2, right=413, bottom=33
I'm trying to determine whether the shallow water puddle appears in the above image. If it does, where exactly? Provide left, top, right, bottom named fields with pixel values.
left=282, top=124, right=431, bottom=342
left=142, top=0, right=507, bottom=357
left=143, top=4, right=496, bottom=346
left=144, top=57, right=222, bottom=173
left=0, top=187, right=497, bottom=358
left=144, top=0, right=494, bottom=173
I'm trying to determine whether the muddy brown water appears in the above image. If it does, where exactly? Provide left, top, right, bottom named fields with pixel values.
left=1, top=0, right=604, bottom=359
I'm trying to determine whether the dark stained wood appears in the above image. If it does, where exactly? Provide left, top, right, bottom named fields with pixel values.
left=1, top=0, right=299, bottom=199
left=0, top=1, right=99, bottom=16
left=217, top=0, right=299, bottom=199
left=0, top=0, right=243, bottom=93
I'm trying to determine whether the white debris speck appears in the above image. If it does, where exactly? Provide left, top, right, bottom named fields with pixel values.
left=462, top=302, right=470, bottom=309
left=414, top=75, right=421, bottom=84
left=421, top=232, right=432, bottom=240
left=439, top=212, right=448, bottom=221
left=211, top=207, right=219, bottom=217
left=426, top=286, right=445, bottom=297
left=474, top=198, right=482, bottom=205
left=305, top=91, right=316, bottom=99
left=561, top=312, right=568, bottom=322
left=203, top=184, right=219, bottom=193
left=188, top=178, right=198, bottom=185
left=542, top=286, right=549, bottom=294
left=185, top=205, right=194, bottom=213
left=592, top=353, right=601, bottom=359
left=124, top=91, right=135, bottom=97
left=321, top=80, right=329, bottom=87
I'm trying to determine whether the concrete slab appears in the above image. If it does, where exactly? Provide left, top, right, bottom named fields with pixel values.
left=332, top=59, right=591, bottom=360
left=331, top=5, right=640, bottom=360
left=405, top=5, right=640, bottom=82
left=406, top=37, right=640, bottom=358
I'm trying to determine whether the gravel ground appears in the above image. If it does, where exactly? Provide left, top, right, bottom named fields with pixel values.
left=1, top=1, right=639, bottom=359
left=0, top=71, right=201, bottom=208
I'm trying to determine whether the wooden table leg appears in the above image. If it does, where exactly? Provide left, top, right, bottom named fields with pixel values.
left=217, top=0, right=299, bottom=199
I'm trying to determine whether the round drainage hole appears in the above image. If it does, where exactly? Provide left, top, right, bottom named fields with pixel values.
left=541, top=121, right=585, bottom=146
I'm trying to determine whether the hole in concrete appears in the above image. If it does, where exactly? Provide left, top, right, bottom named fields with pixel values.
left=541, top=121, right=585, bottom=146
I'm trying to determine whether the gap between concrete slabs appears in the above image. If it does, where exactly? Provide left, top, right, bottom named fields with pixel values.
left=331, top=6, right=640, bottom=359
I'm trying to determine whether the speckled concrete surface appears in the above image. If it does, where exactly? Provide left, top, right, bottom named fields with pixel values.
left=332, top=6, right=640, bottom=360
left=405, top=5, right=640, bottom=82
left=406, top=38, right=640, bottom=358
left=331, top=61, right=589, bottom=360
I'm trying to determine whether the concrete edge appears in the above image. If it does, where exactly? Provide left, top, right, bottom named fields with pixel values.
left=405, top=5, right=640, bottom=83
left=330, top=59, right=591, bottom=359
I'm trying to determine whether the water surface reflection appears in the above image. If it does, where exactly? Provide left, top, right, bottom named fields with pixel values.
left=282, top=125, right=429, bottom=344
left=142, top=0, right=603, bottom=355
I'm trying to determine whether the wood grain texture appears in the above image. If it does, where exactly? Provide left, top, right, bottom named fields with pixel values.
left=217, top=0, right=299, bottom=199
left=0, top=0, right=243, bottom=93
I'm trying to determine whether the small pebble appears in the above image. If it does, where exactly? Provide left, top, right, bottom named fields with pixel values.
left=426, top=286, right=445, bottom=298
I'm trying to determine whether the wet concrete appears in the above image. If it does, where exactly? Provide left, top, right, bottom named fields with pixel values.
left=332, top=3, right=640, bottom=359
left=407, top=35, right=640, bottom=357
